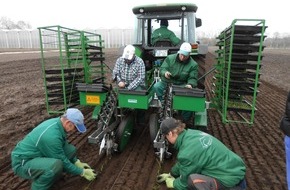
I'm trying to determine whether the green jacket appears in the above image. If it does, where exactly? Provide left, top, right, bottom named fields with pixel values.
left=160, top=54, right=198, bottom=87
left=151, top=26, right=181, bottom=46
left=171, top=129, right=246, bottom=190
left=11, top=117, right=83, bottom=175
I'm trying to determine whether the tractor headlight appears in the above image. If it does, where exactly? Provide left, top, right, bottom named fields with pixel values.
left=154, top=49, right=168, bottom=57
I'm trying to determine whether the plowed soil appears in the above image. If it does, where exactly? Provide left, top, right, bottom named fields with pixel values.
left=0, top=48, right=289, bottom=190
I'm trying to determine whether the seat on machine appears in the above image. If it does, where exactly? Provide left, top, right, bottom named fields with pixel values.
left=153, top=39, right=173, bottom=47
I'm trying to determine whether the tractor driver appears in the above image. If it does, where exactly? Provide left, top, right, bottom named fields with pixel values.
left=153, top=42, right=198, bottom=124
left=157, top=117, right=247, bottom=190
left=11, top=108, right=97, bottom=190
left=151, top=19, right=181, bottom=46
left=112, top=44, right=146, bottom=90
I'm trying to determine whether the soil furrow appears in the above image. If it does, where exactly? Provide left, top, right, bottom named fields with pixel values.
left=0, top=49, right=289, bottom=190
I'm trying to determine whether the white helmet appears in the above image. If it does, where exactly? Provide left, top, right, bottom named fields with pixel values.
left=178, top=42, right=192, bottom=56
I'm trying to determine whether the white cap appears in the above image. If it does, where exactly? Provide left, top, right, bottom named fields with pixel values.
left=122, top=45, right=135, bottom=60
left=178, top=42, right=192, bottom=56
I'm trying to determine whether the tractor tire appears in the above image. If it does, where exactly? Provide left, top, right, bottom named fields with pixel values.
left=115, top=115, right=135, bottom=152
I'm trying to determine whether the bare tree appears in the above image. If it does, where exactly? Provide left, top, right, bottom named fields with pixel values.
left=16, top=21, right=32, bottom=29
left=0, top=17, right=31, bottom=29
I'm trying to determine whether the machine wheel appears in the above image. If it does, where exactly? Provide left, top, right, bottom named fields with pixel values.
left=149, top=113, right=159, bottom=142
left=115, top=115, right=135, bottom=152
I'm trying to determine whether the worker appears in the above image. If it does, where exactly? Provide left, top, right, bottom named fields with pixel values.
left=280, top=91, right=290, bottom=190
left=157, top=117, right=247, bottom=190
left=11, top=108, right=96, bottom=190
left=112, top=44, right=146, bottom=125
left=153, top=42, right=198, bottom=123
left=151, top=19, right=181, bottom=46
left=112, top=44, right=146, bottom=90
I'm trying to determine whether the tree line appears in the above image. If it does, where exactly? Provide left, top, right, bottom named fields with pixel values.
left=0, top=17, right=31, bottom=30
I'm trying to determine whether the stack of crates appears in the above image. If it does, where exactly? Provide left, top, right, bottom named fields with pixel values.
left=38, top=25, right=106, bottom=114
left=212, top=19, right=267, bottom=125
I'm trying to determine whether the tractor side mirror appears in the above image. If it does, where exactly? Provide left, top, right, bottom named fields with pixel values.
left=196, top=18, right=202, bottom=28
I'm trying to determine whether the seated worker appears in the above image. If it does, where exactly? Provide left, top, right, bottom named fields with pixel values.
left=112, top=44, right=145, bottom=90
left=157, top=118, right=246, bottom=190
left=112, top=45, right=146, bottom=125
left=11, top=108, right=96, bottom=190
left=153, top=42, right=198, bottom=123
left=151, top=19, right=181, bottom=46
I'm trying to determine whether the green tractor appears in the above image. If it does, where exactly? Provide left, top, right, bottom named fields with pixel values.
left=130, top=3, right=208, bottom=161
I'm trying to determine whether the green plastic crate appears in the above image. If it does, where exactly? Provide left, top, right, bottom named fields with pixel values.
left=173, top=96, right=205, bottom=112
left=118, top=90, right=154, bottom=109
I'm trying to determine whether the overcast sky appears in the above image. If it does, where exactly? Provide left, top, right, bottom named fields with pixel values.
left=1, top=0, right=289, bottom=37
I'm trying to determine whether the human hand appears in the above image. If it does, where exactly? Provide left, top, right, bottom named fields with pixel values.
left=81, top=169, right=97, bottom=181
left=165, top=176, right=175, bottom=188
left=74, top=159, right=91, bottom=169
left=185, top=84, right=192, bottom=89
left=118, top=81, right=126, bottom=88
left=165, top=71, right=171, bottom=79
left=157, top=173, right=172, bottom=183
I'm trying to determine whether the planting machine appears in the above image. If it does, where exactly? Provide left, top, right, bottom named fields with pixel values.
left=38, top=3, right=267, bottom=162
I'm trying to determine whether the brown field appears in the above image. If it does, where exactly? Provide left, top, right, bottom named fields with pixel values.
left=0, top=47, right=289, bottom=190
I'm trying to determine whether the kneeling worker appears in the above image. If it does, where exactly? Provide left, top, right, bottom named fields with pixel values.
left=157, top=117, right=246, bottom=190
left=11, top=108, right=96, bottom=190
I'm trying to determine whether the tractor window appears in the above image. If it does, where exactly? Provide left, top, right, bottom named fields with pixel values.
left=133, top=17, right=143, bottom=44
left=184, top=12, right=196, bottom=43
left=151, top=19, right=182, bottom=46
left=133, top=13, right=197, bottom=46
left=133, top=18, right=150, bottom=46
left=151, top=19, right=180, bottom=34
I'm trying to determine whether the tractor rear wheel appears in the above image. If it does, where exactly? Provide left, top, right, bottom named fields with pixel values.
left=115, top=115, right=135, bottom=152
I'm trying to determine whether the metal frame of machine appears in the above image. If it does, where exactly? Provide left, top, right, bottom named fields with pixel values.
left=38, top=4, right=267, bottom=163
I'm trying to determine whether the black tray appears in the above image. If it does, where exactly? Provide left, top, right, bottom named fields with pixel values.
left=76, top=83, right=109, bottom=92
left=225, top=44, right=265, bottom=54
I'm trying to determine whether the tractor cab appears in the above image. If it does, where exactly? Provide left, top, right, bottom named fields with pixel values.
left=132, top=3, right=207, bottom=89
left=132, top=3, right=206, bottom=63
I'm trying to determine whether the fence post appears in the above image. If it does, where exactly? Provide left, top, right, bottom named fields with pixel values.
left=107, top=30, right=111, bottom=48
left=17, top=31, right=21, bottom=48
left=29, top=30, right=33, bottom=48
left=5, top=31, right=9, bottom=48
left=121, top=29, right=125, bottom=46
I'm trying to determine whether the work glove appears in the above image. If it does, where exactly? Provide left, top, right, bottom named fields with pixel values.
left=165, top=176, right=175, bottom=188
left=81, top=168, right=97, bottom=181
left=185, top=84, right=192, bottom=89
left=157, top=173, right=172, bottom=183
left=165, top=71, right=171, bottom=79
left=74, top=159, right=91, bottom=169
